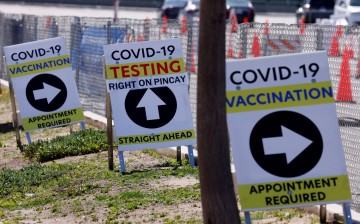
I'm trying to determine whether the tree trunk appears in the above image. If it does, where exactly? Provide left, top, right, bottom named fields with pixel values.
left=197, top=0, right=241, bottom=223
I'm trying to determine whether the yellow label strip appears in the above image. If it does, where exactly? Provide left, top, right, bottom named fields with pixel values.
left=238, top=175, right=351, bottom=210
left=226, top=81, right=334, bottom=113
left=8, top=55, right=72, bottom=78
left=117, top=129, right=195, bottom=145
left=22, top=108, right=84, bottom=131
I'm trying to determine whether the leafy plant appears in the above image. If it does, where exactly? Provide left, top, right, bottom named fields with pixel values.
left=23, top=129, right=108, bottom=162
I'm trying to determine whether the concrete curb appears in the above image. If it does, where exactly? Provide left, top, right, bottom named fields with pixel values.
left=1, top=78, right=360, bottom=222
left=0, top=78, right=9, bottom=89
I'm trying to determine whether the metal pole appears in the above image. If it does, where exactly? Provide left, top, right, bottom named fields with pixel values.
left=26, top=132, right=32, bottom=144
left=187, top=145, right=195, bottom=167
left=186, top=21, right=193, bottom=72
left=51, top=17, right=58, bottom=37
left=241, top=23, right=248, bottom=59
left=343, top=203, right=353, bottom=224
left=244, top=211, right=251, bottom=224
left=118, top=149, right=126, bottom=174
left=80, top=121, right=86, bottom=130
left=316, top=26, right=324, bottom=51
left=73, top=17, right=81, bottom=85
left=113, top=0, right=119, bottom=22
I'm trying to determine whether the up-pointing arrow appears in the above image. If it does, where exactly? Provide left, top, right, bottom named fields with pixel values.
left=137, top=88, right=166, bottom=120
left=262, top=126, right=313, bottom=164
left=33, top=82, right=61, bottom=104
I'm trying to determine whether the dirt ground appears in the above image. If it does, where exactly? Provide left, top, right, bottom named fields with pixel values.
left=0, top=87, right=336, bottom=224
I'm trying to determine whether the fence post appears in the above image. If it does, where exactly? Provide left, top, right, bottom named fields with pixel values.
left=34, top=16, right=38, bottom=41
left=186, top=20, right=193, bottom=72
left=73, top=17, right=82, bottom=85
left=143, top=17, right=150, bottom=41
left=11, top=16, right=24, bottom=45
left=316, top=26, right=324, bottom=51
left=51, top=17, right=58, bottom=37
left=240, top=23, right=248, bottom=58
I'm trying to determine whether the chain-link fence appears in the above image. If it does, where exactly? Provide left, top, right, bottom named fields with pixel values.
left=1, top=12, right=360, bottom=212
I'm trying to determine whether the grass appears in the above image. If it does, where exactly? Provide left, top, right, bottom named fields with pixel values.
left=0, top=88, right=10, bottom=103
left=163, top=215, right=202, bottom=224
left=0, top=120, right=319, bottom=223
left=96, top=185, right=200, bottom=212
left=248, top=208, right=303, bottom=220
left=0, top=157, right=198, bottom=207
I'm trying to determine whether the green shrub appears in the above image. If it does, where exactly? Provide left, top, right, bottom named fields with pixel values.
left=23, top=129, right=108, bottom=162
left=0, top=163, right=74, bottom=197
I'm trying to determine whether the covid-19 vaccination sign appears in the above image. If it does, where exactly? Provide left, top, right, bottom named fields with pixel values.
left=226, top=51, right=351, bottom=211
left=4, top=37, right=84, bottom=131
left=103, top=38, right=195, bottom=151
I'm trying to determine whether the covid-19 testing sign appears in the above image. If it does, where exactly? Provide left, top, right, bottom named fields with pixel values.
left=4, top=37, right=84, bottom=131
left=103, top=38, right=195, bottom=151
left=226, top=51, right=351, bottom=211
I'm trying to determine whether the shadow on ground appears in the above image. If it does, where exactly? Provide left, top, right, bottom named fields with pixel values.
left=0, top=122, right=15, bottom=133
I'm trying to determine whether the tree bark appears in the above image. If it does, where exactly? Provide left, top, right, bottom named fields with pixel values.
left=197, top=0, right=241, bottom=223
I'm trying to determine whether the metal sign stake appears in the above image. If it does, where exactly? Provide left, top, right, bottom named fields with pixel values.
left=343, top=202, right=353, bottom=224
left=118, top=149, right=126, bottom=174
left=187, top=145, right=195, bottom=167
left=80, top=121, right=86, bottom=130
left=26, top=132, right=32, bottom=144
left=244, top=211, right=251, bottom=224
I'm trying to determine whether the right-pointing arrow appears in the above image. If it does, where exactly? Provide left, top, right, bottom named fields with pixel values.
left=137, top=89, right=166, bottom=120
left=33, top=82, right=61, bottom=104
left=262, top=126, right=313, bottom=164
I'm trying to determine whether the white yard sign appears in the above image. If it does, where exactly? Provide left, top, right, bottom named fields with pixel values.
left=226, top=51, right=351, bottom=211
left=103, top=39, right=195, bottom=150
left=4, top=37, right=84, bottom=131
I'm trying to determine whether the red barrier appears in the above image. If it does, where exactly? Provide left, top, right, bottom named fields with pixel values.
left=181, top=16, right=187, bottom=34
left=230, top=11, right=238, bottom=33
left=251, top=33, right=260, bottom=57
left=162, top=16, right=168, bottom=33
left=337, top=47, right=354, bottom=103
left=329, top=26, right=343, bottom=57
left=227, top=33, right=234, bottom=58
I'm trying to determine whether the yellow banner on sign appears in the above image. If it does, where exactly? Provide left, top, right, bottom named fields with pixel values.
left=8, top=55, right=71, bottom=78
left=238, top=175, right=352, bottom=211
left=117, top=129, right=195, bottom=145
left=22, top=108, right=84, bottom=131
left=106, top=58, right=185, bottom=80
left=226, top=81, right=334, bottom=113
